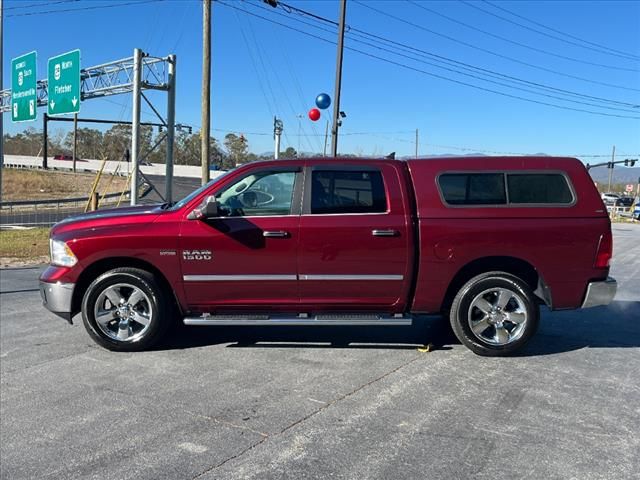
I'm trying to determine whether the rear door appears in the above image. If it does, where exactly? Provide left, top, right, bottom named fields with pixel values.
left=179, top=166, right=302, bottom=311
left=298, top=162, right=414, bottom=311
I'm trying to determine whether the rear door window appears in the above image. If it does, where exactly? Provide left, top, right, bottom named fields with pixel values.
left=311, top=170, right=387, bottom=214
left=438, top=173, right=506, bottom=205
left=507, top=174, right=574, bottom=204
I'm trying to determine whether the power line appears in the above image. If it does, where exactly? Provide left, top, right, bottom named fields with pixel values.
left=4, top=0, right=79, bottom=11
left=209, top=127, right=633, bottom=159
left=234, top=11, right=276, bottom=118
left=346, top=34, right=639, bottom=113
left=407, top=0, right=639, bottom=71
left=6, top=0, right=168, bottom=18
left=245, top=15, right=318, bottom=152
left=253, top=1, right=639, bottom=110
left=351, top=0, right=639, bottom=93
left=258, top=2, right=638, bottom=112
left=218, top=1, right=640, bottom=120
left=344, top=28, right=638, bottom=107
left=479, top=0, right=640, bottom=61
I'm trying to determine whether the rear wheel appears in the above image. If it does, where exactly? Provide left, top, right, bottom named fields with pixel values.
left=449, top=272, right=539, bottom=356
left=81, top=267, right=170, bottom=351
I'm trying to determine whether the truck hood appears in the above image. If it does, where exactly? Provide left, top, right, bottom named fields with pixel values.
left=52, top=204, right=164, bottom=234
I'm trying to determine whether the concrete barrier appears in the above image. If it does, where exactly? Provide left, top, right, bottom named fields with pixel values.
left=2, top=154, right=225, bottom=180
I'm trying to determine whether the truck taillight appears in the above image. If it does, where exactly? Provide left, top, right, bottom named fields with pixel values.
left=594, top=231, right=613, bottom=268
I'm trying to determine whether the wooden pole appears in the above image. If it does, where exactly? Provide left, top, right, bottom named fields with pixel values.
left=201, top=0, right=211, bottom=184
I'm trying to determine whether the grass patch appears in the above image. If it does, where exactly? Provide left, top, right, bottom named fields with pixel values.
left=2, top=168, right=129, bottom=201
left=0, top=228, right=50, bottom=260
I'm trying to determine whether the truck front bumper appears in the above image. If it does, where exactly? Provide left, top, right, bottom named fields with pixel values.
left=581, top=277, right=617, bottom=309
left=40, top=281, right=75, bottom=323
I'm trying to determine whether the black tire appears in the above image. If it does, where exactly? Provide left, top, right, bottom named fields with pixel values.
left=449, top=271, right=539, bottom=356
left=81, top=267, right=171, bottom=352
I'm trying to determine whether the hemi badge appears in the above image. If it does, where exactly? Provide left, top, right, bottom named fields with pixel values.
left=159, top=250, right=177, bottom=256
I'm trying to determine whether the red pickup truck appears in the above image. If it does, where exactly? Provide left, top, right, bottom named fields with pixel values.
left=40, top=156, right=616, bottom=356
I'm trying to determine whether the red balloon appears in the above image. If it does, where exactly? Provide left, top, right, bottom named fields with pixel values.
left=308, top=108, right=321, bottom=121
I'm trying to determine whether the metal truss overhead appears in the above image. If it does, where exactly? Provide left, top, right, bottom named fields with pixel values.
left=0, top=54, right=171, bottom=111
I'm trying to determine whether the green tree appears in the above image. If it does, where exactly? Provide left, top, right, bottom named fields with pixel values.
left=63, top=128, right=104, bottom=160
left=223, top=133, right=249, bottom=167
left=102, top=124, right=153, bottom=162
left=3, top=128, right=46, bottom=156
left=279, top=146, right=297, bottom=159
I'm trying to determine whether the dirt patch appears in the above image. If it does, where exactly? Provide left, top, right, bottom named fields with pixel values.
left=2, top=168, right=128, bottom=201
left=0, top=228, right=50, bottom=266
left=0, top=256, right=49, bottom=268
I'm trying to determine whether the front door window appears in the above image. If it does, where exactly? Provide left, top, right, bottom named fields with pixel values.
left=215, top=171, right=296, bottom=217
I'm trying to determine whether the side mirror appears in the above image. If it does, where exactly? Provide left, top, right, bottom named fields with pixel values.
left=187, top=196, right=219, bottom=220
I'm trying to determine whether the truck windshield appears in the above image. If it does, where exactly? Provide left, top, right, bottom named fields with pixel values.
left=169, top=170, right=234, bottom=211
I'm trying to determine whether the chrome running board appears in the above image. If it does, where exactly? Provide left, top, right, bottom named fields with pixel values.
left=183, top=313, right=413, bottom=326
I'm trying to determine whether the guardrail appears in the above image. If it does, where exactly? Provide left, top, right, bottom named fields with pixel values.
left=0, top=191, right=129, bottom=227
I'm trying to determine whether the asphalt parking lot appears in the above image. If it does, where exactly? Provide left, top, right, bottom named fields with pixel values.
left=1, top=224, right=638, bottom=479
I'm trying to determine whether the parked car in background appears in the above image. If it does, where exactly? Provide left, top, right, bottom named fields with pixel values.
left=616, top=197, right=634, bottom=208
left=53, top=154, right=87, bottom=162
left=40, top=156, right=616, bottom=357
left=601, top=192, right=620, bottom=206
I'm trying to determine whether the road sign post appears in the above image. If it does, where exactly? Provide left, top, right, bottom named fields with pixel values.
left=48, top=49, right=81, bottom=116
left=11, top=51, right=37, bottom=123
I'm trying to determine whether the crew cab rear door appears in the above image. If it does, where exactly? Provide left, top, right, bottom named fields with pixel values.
left=179, top=166, right=302, bottom=311
left=298, top=162, right=414, bottom=310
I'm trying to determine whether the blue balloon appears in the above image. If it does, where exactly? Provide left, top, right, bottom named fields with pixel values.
left=315, top=93, right=331, bottom=110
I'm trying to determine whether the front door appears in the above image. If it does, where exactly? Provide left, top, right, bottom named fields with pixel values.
left=179, top=167, right=302, bottom=312
left=298, top=163, right=413, bottom=311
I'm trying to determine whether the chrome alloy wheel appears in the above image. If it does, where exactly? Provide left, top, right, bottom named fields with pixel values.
left=467, top=287, right=528, bottom=346
left=93, top=283, right=153, bottom=342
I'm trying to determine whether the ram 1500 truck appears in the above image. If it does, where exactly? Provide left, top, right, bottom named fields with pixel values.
left=40, top=156, right=617, bottom=356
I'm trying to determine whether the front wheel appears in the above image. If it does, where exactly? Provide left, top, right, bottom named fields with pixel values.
left=449, top=272, right=539, bottom=356
left=81, top=267, right=170, bottom=351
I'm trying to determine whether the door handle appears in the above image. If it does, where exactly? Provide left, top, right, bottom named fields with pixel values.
left=372, top=229, right=399, bottom=237
left=263, top=230, right=289, bottom=238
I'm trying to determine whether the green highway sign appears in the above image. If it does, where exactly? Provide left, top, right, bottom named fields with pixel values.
left=11, top=51, right=38, bottom=123
left=48, top=49, right=81, bottom=116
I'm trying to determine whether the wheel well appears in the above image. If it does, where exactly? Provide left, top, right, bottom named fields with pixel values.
left=71, top=257, right=181, bottom=317
left=441, top=256, right=544, bottom=313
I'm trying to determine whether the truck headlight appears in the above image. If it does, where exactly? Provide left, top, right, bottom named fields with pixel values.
left=50, top=239, right=78, bottom=267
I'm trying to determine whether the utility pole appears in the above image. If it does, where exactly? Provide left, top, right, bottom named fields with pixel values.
left=201, top=0, right=211, bottom=184
left=415, top=129, right=419, bottom=159
left=330, top=0, right=347, bottom=157
left=72, top=113, right=78, bottom=173
left=273, top=116, right=283, bottom=159
left=607, top=145, right=615, bottom=193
